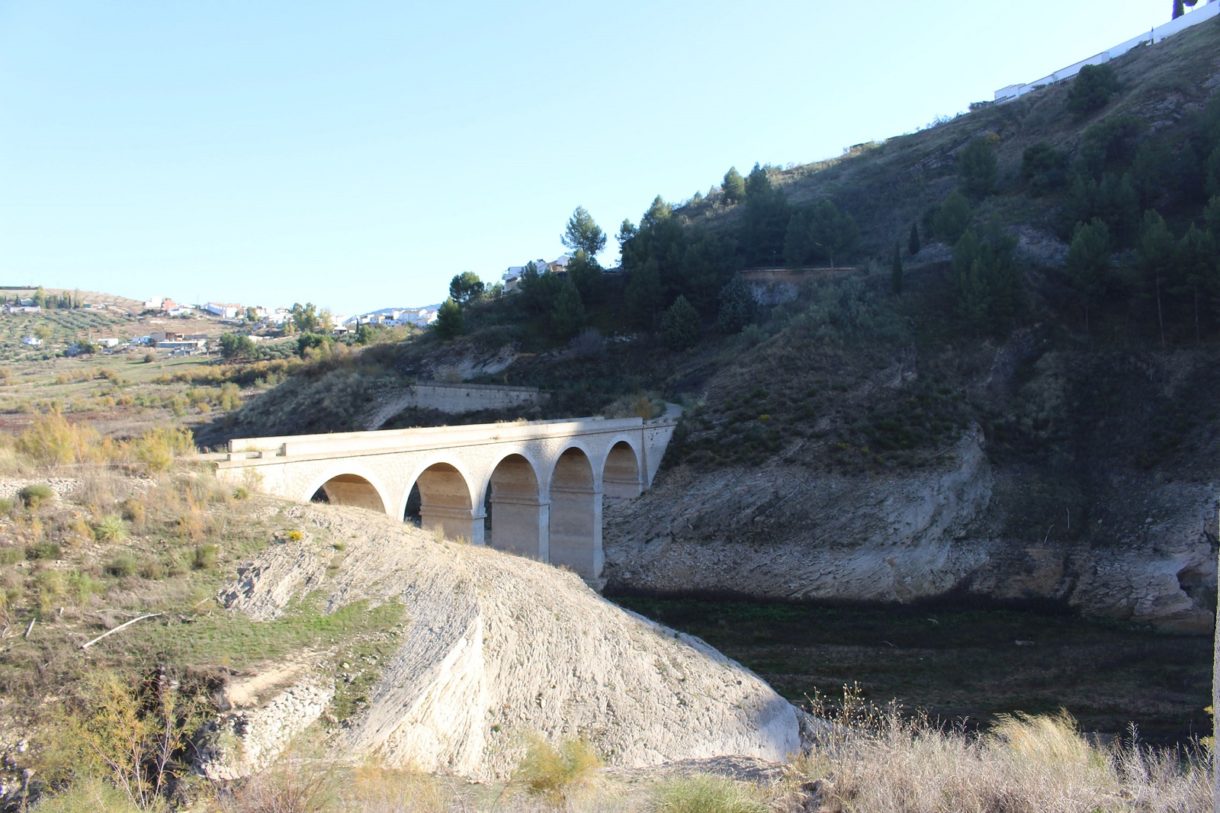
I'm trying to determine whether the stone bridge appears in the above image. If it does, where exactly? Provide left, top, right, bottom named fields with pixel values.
left=209, top=415, right=679, bottom=581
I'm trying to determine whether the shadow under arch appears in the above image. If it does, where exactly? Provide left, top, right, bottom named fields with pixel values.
left=309, top=473, right=387, bottom=514
left=408, top=461, right=479, bottom=544
left=484, top=453, right=546, bottom=560
left=603, top=439, right=643, bottom=499
left=548, top=446, right=601, bottom=580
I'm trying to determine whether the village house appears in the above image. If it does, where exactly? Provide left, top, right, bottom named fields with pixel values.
left=204, top=302, right=242, bottom=319
left=502, top=255, right=574, bottom=293
left=156, top=338, right=208, bottom=355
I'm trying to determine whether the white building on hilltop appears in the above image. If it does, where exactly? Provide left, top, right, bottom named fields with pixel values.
left=995, top=1, right=1220, bottom=103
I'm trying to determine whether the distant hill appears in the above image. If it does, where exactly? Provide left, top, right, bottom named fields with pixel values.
left=0, top=286, right=144, bottom=314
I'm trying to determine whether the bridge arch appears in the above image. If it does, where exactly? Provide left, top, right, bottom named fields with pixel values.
left=482, top=452, right=547, bottom=560
left=402, top=459, right=482, bottom=544
left=601, top=437, right=644, bottom=499
left=305, top=468, right=391, bottom=515
left=548, top=445, right=601, bottom=579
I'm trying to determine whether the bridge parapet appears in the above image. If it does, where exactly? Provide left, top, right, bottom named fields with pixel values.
left=228, top=416, right=648, bottom=459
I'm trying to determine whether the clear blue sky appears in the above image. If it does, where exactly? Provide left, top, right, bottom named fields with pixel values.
left=0, top=1, right=1188, bottom=315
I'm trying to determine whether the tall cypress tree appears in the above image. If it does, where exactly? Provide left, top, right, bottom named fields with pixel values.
left=908, top=223, right=921, bottom=256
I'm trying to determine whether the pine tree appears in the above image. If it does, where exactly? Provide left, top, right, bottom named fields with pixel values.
left=933, top=192, right=972, bottom=243
left=908, top=223, right=921, bottom=256
left=448, top=271, right=485, bottom=306
left=561, top=207, right=606, bottom=256
left=1065, top=219, right=1113, bottom=336
left=549, top=280, right=586, bottom=341
left=1138, top=210, right=1176, bottom=348
left=891, top=242, right=904, bottom=295
left=625, top=260, right=663, bottom=330
left=959, top=136, right=998, bottom=199
left=433, top=298, right=463, bottom=340
left=660, top=295, right=700, bottom=350
left=716, top=276, right=755, bottom=334
left=1176, top=224, right=1218, bottom=342
left=722, top=167, right=746, bottom=203
left=1203, top=195, right=1220, bottom=237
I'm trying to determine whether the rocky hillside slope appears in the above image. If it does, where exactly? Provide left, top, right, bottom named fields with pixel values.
left=602, top=312, right=1220, bottom=633
left=205, top=502, right=802, bottom=780
left=605, top=410, right=1215, bottom=633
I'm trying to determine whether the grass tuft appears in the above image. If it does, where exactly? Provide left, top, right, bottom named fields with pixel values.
left=91, top=514, right=127, bottom=543
left=652, top=774, right=768, bottom=813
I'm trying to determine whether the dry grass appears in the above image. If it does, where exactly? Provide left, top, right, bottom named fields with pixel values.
left=513, top=735, right=603, bottom=803
left=7, top=413, right=197, bottom=475
left=795, top=690, right=1211, bottom=813
left=221, top=760, right=338, bottom=813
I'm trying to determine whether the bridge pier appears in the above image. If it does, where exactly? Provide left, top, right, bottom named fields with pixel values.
left=549, top=484, right=603, bottom=580
left=488, top=495, right=550, bottom=560
left=421, top=505, right=485, bottom=546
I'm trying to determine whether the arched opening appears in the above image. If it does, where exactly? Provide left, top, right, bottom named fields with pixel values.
left=548, top=447, right=602, bottom=580
left=485, top=454, right=546, bottom=559
left=309, top=474, right=386, bottom=513
left=403, top=484, right=421, bottom=526
left=603, top=441, right=643, bottom=499
left=409, top=462, right=480, bottom=544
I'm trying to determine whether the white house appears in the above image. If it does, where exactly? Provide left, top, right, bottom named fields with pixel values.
left=502, top=256, right=577, bottom=293
left=204, top=302, right=242, bottom=319
left=345, top=306, right=438, bottom=328
left=265, top=309, right=292, bottom=326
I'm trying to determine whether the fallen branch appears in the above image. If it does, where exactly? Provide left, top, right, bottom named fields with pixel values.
left=23, top=618, right=35, bottom=640
left=80, top=613, right=163, bottom=651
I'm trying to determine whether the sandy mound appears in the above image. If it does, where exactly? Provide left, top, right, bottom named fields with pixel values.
left=215, top=503, right=801, bottom=780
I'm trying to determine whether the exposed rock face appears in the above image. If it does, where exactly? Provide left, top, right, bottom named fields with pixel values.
left=604, top=424, right=1217, bottom=633
left=212, top=504, right=801, bottom=780
left=199, top=667, right=334, bottom=781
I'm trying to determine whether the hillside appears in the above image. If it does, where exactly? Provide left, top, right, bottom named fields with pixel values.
left=198, top=18, right=1220, bottom=632
left=0, top=463, right=801, bottom=803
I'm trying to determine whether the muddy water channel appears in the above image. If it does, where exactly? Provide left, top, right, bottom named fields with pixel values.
left=609, top=594, right=1211, bottom=745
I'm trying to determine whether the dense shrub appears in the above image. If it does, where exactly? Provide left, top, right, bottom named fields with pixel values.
left=19, top=483, right=55, bottom=509
left=1022, top=143, right=1068, bottom=196
left=1067, top=63, right=1120, bottom=116
left=16, top=412, right=102, bottom=466
left=128, top=427, right=194, bottom=473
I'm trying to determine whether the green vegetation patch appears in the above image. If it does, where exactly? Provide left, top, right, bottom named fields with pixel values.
left=131, top=593, right=405, bottom=674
